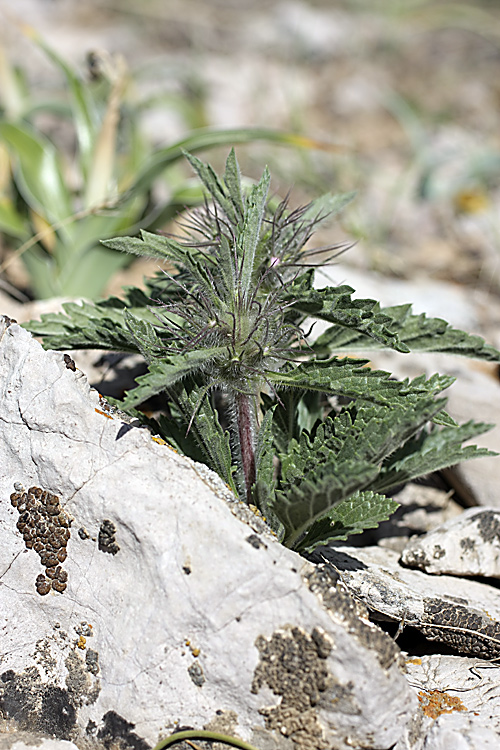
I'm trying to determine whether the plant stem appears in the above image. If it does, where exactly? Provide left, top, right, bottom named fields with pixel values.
left=151, top=729, right=262, bottom=750
left=234, top=391, right=257, bottom=502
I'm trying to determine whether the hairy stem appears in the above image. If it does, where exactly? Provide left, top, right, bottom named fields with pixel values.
left=234, top=391, right=257, bottom=502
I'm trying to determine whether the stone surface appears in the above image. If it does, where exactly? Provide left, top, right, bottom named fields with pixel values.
left=395, top=655, right=500, bottom=750
left=0, top=318, right=414, bottom=750
left=317, top=545, right=500, bottom=659
left=0, top=735, right=79, bottom=750
left=401, top=507, right=500, bottom=579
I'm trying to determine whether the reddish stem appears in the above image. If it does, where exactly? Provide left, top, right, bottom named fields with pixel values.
left=235, top=392, right=256, bottom=502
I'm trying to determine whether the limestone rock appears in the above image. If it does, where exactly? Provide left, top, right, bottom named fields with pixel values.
left=401, top=508, right=500, bottom=578
left=0, top=317, right=414, bottom=750
left=395, top=655, right=500, bottom=749
left=317, top=545, right=500, bottom=659
left=0, top=735, right=79, bottom=750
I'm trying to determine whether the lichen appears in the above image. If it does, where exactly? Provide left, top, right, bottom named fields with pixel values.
left=0, top=666, right=76, bottom=739
left=417, top=689, right=467, bottom=719
left=98, top=520, right=120, bottom=555
left=420, top=598, right=500, bottom=658
left=97, top=711, right=150, bottom=750
left=306, top=565, right=403, bottom=672
left=10, top=485, right=71, bottom=595
left=187, top=662, right=205, bottom=687
left=251, top=626, right=332, bottom=750
left=477, top=511, right=500, bottom=544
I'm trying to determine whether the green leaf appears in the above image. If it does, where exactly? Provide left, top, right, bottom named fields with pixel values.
left=122, top=348, right=226, bottom=408
left=285, top=283, right=409, bottom=353
left=176, top=383, right=237, bottom=494
left=0, top=197, right=28, bottom=238
left=184, top=150, right=237, bottom=224
left=124, top=310, right=166, bottom=361
left=372, top=420, right=496, bottom=494
left=223, top=148, right=245, bottom=222
left=102, top=231, right=218, bottom=301
left=239, top=167, right=270, bottom=299
left=23, top=297, right=157, bottom=352
left=313, top=303, right=500, bottom=362
left=0, top=122, right=72, bottom=226
left=266, top=358, right=454, bottom=406
left=34, top=37, right=97, bottom=176
left=278, top=396, right=445, bottom=496
left=294, top=492, right=399, bottom=553
left=275, top=462, right=379, bottom=549
left=252, top=406, right=281, bottom=532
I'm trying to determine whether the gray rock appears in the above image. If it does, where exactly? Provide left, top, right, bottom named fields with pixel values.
left=0, top=735, right=79, bottom=750
left=0, top=317, right=415, bottom=750
left=395, top=655, right=500, bottom=749
left=318, top=545, right=500, bottom=659
left=401, top=508, right=500, bottom=578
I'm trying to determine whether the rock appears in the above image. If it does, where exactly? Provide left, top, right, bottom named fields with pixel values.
left=0, top=317, right=415, bottom=750
left=316, top=545, right=500, bottom=659
left=395, top=655, right=500, bottom=750
left=401, top=508, right=500, bottom=579
left=0, top=735, right=79, bottom=750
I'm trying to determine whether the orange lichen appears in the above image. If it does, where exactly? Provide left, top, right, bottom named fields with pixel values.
left=406, top=658, right=422, bottom=665
left=418, top=690, right=467, bottom=719
left=185, top=639, right=200, bottom=657
left=77, top=636, right=86, bottom=650
left=95, top=408, right=113, bottom=419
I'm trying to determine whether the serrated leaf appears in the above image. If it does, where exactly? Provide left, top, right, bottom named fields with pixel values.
left=184, top=150, right=238, bottom=225
left=124, top=310, right=165, bottom=361
left=122, top=348, right=226, bottom=408
left=223, top=148, right=244, bottom=222
left=313, top=303, right=500, bottom=362
left=266, top=357, right=454, bottom=406
left=239, top=167, right=270, bottom=299
left=285, top=283, right=409, bottom=353
left=372, top=420, right=496, bottom=494
left=24, top=297, right=160, bottom=352
left=275, top=462, right=379, bottom=549
left=278, top=395, right=446, bottom=495
left=294, top=492, right=399, bottom=553
left=176, top=383, right=237, bottom=493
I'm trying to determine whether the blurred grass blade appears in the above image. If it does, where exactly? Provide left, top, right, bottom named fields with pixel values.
left=31, top=33, right=98, bottom=177
left=0, top=197, right=27, bottom=238
left=0, top=121, right=72, bottom=226
left=84, top=56, right=128, bottom=209
left=0, top=44, right=26, bottom=119
left=126, top=127, right=342, bottom=199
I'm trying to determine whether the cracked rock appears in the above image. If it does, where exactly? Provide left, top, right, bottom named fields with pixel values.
left=395, top=655, right=500, bottom=750
left=0, top=317, right=414, bottom=750
left=401, top=507, right=500, bottom=579
left=319, top=545, right=500, bottom=659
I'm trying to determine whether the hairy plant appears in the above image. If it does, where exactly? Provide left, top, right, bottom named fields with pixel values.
left=26, top=150, right=499, bottom=553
